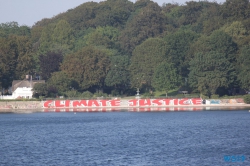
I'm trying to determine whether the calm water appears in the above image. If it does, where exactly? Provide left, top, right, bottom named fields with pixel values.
left=0, top=110, right=250, bottom=166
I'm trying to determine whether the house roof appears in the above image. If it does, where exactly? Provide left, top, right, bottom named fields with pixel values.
left=12, top=80, right=45, bottom=92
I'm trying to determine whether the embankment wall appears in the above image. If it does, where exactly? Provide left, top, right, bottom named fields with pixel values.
left=0, top=98, right=247, bottom=111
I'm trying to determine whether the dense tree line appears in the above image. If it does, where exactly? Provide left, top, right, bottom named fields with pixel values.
left=1, top=0, right=250, bottom=98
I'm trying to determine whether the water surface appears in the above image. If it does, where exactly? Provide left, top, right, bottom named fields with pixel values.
left=0, top=110, right=250, bottom=166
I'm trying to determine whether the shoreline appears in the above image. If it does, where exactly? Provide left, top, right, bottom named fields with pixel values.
left=1, top=103, right=250, bottom=113
left=1, top=98, right=249, bottom=113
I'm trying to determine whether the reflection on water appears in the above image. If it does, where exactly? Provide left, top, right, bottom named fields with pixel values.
left=0, top=109, right=250, bottom=165
left=42, top=106, right=250, bottom=113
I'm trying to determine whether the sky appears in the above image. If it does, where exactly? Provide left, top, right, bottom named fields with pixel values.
left=0, top=0, right=226, bottom=27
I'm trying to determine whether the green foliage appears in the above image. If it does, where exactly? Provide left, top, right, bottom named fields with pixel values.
left=61, top=46, right=110, bottom=90
left=152, top=62, right=181, bottom=96
left=93, top=0, right=134, bottom=28
left=142, top=92, right=155, bottom=98
left=129, top=38, right=168, bottom=89
left=163, top=4, right=182, bottom=27
left=64, top=89, right=79, bottom=98
left=39, top=52, right=63, bottom=80
left=47, top=71, right=74, bottom=95
left=221, top=0, right=249, bottom=21
left=38, top=20, right=74, bottom=55
left=164, top=29, right=199, bottom=77
left=209, top=30, right=238, bottom=62
left=119, top=2, right=164, bottom=53
left=0, top=35, right=35, bottom=87
left=81, top=91, right=93, bottom=99
left=237, top=46, right=250, bottom=90
left=0, top=22, right=31, bottom=38
left=189, top=51, right=235, bottom=97
left=189, top=30, right=238, bottom=65
left=52, top=20, right=74, bottom=50
left=1, top=1, right=250, bottom=98
left=84, top=26, right=120, bottom=49
left=243, top=95, right=250, bottom=104
left=93, top=92, right=108, bottom=98
left=111, top=89, right=120, bottom=96
left=221, top=21, right=248, bottom=46
left=105, top=55, right=130, bottom=92
left=223, top=21, right=247, bottom=39
left=32, top=83, right=48, bottom=97
left=180, top=1, right=206, bottom=25
left=38, top=24, right=55, bottom=54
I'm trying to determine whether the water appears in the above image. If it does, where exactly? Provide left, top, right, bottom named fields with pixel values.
left=0, top=110, right=250, bottom=166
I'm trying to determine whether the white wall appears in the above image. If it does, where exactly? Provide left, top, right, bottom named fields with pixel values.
left=12, top=87, right=33, bottom=99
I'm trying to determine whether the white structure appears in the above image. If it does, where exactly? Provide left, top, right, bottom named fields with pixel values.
left=12, top=87, right=33, bottom=99
left=0, top=78, right=45, bottom=99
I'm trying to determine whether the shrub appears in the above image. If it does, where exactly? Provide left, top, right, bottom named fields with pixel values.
left=211, top=94, right=219, bottom=99
left=243, top=95, right=250, bottom=104
left=142, top=92, right=155, bottom=98
left=111, top=90, right=120, bottom=96
left=93, top=92, right=108, bottom=98
left=81, top=91, right=93, bottom=99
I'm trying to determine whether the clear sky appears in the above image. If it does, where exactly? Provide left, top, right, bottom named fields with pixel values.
left=0, top=0, right=226, bottom=27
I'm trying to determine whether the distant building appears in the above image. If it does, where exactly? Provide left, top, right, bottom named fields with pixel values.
left=0, top=75, right=45, bottom=99
left=12, top=79, right=45, bottom=99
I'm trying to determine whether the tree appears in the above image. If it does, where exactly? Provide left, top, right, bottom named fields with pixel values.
left=105, top=55, right=130, bottom=93
left=209, top=30, right=238, bottom=63
left=32, top=83, right=48, bottom=98
left=221, top=0, right=249, bottom=21
left=180, top=1, right=205, bottom=25
left=188, top=51, right=235, bottom=98
left=164, top=29, right=199, bottom=77
left=84, top=26, right=120, bottom=49
left=152, top=62, right=181, bottom=96
left=60, top=2, right=98, bottom=30
left=52, top=20, right=74, bottom=50
left=93, top=0, right=134, bottom=28
left=119, top=2, right=164, bottom=54
left=129, top=38, right=167, bottom=89
left=47, top=71, right=75, bottom=96
left=237, top=46, right=250, bottom=90
left=39, top=52, right=63, bottom=80
left=61, top=46, right=110, bottom=91
left=14, top=36, right=34, bottom=80
left=0, top=36, right=18, bottom=87
left=188, top=30, right=238, bottom=64
left=222, top=21, right=248, bottom=47
left=15, top=53, right=35, bottom=79
left=0, top=35, right=34, bottom=86
left=0, top=22, right=31, bottom=38
left=38, top=24, right=55, bottom=54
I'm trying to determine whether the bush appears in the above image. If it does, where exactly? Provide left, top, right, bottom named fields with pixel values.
left=142, top=92, right=155, bottom=98
left=243, top=95, right=250, bottom=104
left=81, top=91, right=93, bottom=99
left=93, top=92, right=108, bottom=98
left=111, top=90, right=120, bottom=96
left=211, top=94, right=219, bottom=99
left=64, top=90, right=79, bottom=98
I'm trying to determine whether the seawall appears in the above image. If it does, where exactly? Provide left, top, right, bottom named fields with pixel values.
left=0, top=98, right=249, bottom=113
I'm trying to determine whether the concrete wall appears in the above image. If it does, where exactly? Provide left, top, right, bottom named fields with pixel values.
left=0, top=101, right=42, bottom=110
left=0, top=98, right=246, bottom=110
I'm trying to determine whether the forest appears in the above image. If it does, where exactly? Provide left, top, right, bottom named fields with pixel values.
left=0, top=0, right=250, bottom=98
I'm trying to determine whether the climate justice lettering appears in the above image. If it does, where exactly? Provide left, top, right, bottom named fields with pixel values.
left=43, top=98, right=202, bottom=108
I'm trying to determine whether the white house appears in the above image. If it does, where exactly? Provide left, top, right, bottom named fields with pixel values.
left=0, top=78, right=45, bottom=99
left=11, top=79, right=45, bottom=99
